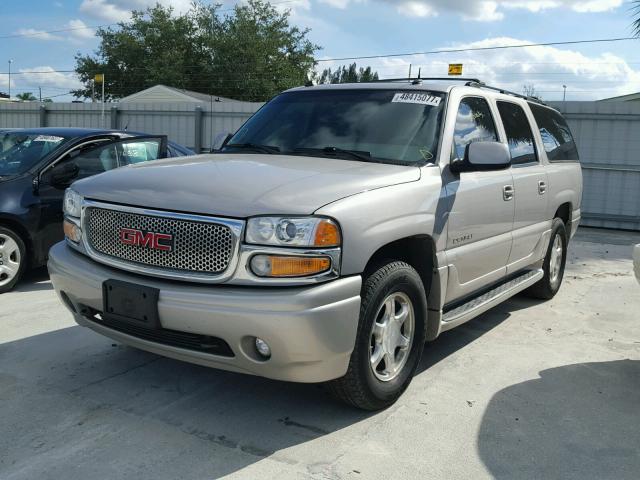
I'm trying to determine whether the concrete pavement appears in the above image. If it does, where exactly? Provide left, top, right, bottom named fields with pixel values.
left=1, top=227, right=639, bottom=479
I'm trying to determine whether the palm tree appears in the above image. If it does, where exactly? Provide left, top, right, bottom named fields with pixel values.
left=16, top=92, right=37, bottom=102
left=634, top=1, right=640, bottom=36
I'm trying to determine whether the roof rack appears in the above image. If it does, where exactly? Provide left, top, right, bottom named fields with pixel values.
left=465, top=80, right=547, bottom=106
left=373, top=77, right=483, bottom=85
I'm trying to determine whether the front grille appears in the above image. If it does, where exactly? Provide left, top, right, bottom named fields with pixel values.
left=94, top=314, right=235, bottom=357
left=86, top=207, right=234, bottom=274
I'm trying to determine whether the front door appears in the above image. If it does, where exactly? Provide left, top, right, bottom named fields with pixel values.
left=444, top=96, right=515, bottom=303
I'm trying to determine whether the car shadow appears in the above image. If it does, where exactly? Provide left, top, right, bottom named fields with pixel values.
left=13, top=267, right=53, bottom=292
left=0, top=293, right=541, bottom=479
left=477, top=359, right=640, bottom=480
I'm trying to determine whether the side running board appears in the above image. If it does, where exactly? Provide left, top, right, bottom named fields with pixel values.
left=441, top=269, right=544, bottom=332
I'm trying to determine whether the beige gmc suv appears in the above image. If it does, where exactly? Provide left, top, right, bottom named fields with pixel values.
left=49, top=79, right=582, bottom=409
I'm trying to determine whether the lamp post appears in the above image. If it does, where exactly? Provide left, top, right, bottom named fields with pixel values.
left=8, top=59, right=13, bottom=99
left=562, top=85, right=567, bottom=112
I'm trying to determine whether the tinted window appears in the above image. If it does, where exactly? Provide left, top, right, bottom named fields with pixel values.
left=497, top=102, right=537, bottom=165
left=453, top=97, right=498, bottom=160
left=529, top=103, right=579, bottom=161
left=119, top=140, right=162, bottom=165
left=226, top=89, right=446, bottom=165
left=64, top=143, right=118, bottom=177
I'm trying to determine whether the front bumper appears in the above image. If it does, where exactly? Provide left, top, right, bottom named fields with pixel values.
left=48, top=242, right=362, bottom=383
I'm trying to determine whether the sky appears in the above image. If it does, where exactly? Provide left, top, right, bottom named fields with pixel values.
left=1, top=0, right=639, bottom=101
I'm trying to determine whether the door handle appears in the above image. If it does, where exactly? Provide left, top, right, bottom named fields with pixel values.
left=503, top=185, right=514, bottom=201
left=538, top=181, right=547, bottom=195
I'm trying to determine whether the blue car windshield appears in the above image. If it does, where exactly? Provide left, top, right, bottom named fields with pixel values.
left=0, top=133, right=68, bottom=175
left=225, top=89, right=446, bottom=165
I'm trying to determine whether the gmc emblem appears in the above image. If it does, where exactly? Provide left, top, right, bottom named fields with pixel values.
left=119, top=228, right=174, bottom=252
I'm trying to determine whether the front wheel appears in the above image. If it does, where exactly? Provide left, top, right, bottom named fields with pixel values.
left=0, top=227, right=27, bottom=294
left=526, top=218, right=568, bottom=300
left=328, top=261, right=427, bottom=410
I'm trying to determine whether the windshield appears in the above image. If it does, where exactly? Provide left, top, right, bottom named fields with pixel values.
left=0, top=133, right=68, bottom=176
left=225, top=89, right=446, bottom=165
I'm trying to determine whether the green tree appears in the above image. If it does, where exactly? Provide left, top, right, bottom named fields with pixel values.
left=16, top=92, right=37, bottom=102
left=73, top=1, right=319, bottom=101
left=318, top=63, right=379, bottom=84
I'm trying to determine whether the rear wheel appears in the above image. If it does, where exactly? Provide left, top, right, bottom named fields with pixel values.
left=0, top=227, right=26, bottom=294
left=328, top=261, right=427, bottom=410
left=526, top=218, right=567, bottom=300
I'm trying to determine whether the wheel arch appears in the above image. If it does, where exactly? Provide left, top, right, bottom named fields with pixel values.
left=554, top=202, right=572, bottom=229
left=363, top=234, right=436, bottom=298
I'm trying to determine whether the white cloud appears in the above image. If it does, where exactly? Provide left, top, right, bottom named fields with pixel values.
left=17, top=66, right=83, bottom=91
left=318, top=37, right=640, bottom=100
left=323, top=0, right=622, bottom=21
left=14, top=29, right=63, bottom=41
left=79, top=0, right=193, bottom=22
left=66, top=19, right=95, bottom=40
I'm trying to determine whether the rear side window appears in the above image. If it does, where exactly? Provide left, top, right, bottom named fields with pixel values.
left=529, top=103, right=579, bottom=162
left=452, top=97, right=498, bottom=160
left=497, top=101, right=537, bottom=165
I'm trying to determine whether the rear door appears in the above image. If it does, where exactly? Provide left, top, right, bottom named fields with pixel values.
left=444, top=96, right=515, bottom=303
left=496, top=101, right=550, bottom=274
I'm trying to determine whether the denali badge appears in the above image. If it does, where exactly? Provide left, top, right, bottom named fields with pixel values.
left=119, top=228, right=174, bottom=252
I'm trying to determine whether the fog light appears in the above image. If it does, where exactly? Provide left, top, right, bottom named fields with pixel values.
left=63, top=219, right=82, bottom=243
left=255, top=337, right=271, bottom=358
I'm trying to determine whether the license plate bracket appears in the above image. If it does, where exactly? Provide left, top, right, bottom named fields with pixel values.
left=102, top=279, right=160, bottom=329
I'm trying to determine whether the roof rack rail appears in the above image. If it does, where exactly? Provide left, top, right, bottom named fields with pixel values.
left=373, top=77, right=483, bottom=85
left=465, top=81, right=547, bottom=106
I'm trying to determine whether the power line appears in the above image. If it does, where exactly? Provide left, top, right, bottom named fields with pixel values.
left=315, top=37, right=639, bottom=62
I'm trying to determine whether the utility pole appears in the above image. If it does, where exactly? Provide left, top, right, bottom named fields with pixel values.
left=39, top=86, right=42, bottom=102
left=8, top=59, right=13, bottom=99
left=91, top=80, right=95, bottom=103
left=563, top=85, right=567, bottom=111
left=102, top=74, right=105, bottom=128
left=408, top=64, right=412, bottom=79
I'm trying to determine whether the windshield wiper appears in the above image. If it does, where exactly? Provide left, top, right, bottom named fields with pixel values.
left=224, top=143, right=281, bottom=154
left=289, top=146, right=373, bottom=163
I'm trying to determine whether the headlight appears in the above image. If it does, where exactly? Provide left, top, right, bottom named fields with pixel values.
left=63, top=189, right=83, bottom=218
left=245, top=217, right=341, bottom=248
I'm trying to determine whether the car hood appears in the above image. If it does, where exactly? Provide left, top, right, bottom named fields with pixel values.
left=72, top=154, right=421, bottom=218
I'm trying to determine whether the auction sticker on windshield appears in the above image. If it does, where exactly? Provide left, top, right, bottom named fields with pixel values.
left=34, top=135, right=64, bottom=143
left=392, top=92, right=441, bottom=107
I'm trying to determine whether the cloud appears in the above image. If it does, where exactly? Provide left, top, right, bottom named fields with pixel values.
left=15, top=66, right=83, bottom=91
left=79, top=0, right=193, bottom=22
left=321, top=0, right=623, bottom=21
left=14, top=29, right=63, bottom=41
left=318, top=37, right=640, bottom=100
left=66, top=19, right=95, bottom=40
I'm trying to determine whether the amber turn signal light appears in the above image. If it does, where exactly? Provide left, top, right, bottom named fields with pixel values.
left=313, top=220, right=341, bottom=247
left=63, top=219, right=82, bottom=243
left=250, top=255, right=331, bottom=278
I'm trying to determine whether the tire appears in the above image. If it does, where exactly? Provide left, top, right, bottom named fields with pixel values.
left=525, top=218, right=568, bottom=300
left=328, top=261, right=427, bottom=410
left=0, top=227, right=27, bottom=294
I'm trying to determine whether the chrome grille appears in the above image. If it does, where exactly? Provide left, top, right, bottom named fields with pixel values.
left=86, top=207, right=234, bottom=274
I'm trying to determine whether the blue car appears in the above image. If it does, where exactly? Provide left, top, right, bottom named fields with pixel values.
left=0, top=127, right=194, bottom=292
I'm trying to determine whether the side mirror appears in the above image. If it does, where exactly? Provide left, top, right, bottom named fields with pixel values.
left=211, top=132, right=233, bottom=152
left=49, top=162, right=80, bottom=188
left=450, top=142, right=511, bottom=174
